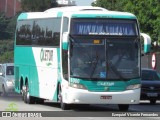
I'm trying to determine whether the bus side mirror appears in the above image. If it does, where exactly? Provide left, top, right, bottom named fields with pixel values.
left=140, top=33, right=151, bottom=53
left=62, top=32, right=69, bottom=50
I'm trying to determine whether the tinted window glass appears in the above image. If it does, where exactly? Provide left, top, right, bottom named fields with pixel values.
left=142, top=70, right=160, bottom=80
left=16, top=18, right=61, bottom=46
left=6, top=66, right=14, bottom=75
left=70, top=36, right=140, bottom=80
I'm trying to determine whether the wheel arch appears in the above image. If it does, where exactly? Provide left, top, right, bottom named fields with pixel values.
left=20, top=77, right=24, bottom=91
left=25, top=77, right=28, bottom=85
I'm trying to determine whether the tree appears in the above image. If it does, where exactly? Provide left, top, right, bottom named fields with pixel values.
left=92, top=0, right=160, bottom=42
left=92, top=0, right=124, bottom=11
left=0, top=40, right=14, bottom=63
left=21, top=0, right=58, bottom=12
left=122, top=0, right=160, bottom=42
left=0, top=13, right=11, bottom=39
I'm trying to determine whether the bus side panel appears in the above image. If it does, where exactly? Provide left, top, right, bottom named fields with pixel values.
left=53, top=48, right=61, bottom=101
left=14, top=46, right=40, bottom=96
left=29, top=66, right=39, bottom=97
left=32, top=47, right=59, bottom=100
left=15, top=46, right=60, bottom=101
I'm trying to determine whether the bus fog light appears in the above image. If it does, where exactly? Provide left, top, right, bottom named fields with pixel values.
left=131, top=100, right=136, bottom=103
left=126, top=84, right=141, bottom=90
left=74, top=99, right=80, bottom=103
left=6, top=80, right=13, bottom=86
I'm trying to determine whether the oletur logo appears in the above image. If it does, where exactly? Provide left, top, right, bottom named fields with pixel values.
left=40, top=48, right=53, bottom=66
left=97, top=82, right=114, bottom=86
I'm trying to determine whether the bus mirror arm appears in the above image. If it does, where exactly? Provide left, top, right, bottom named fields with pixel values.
left=140, top=33, right=151, bottom=53
left=62, top=32, right=69, bottom=50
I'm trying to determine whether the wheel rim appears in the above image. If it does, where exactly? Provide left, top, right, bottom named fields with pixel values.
left=26, top=86, right=30, bottom=103
left=27, top=91, right=30, bottom=102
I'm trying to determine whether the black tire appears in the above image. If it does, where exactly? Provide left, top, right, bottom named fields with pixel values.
left=21, top=89, right=25, bottom=101
left=24, top=86, right=28, bottom=103
left=24, top=85, right=35, bottom=104
left=2, top=85, right=7, bottom=96
left=58, top=85, right=70, bottom=110
left=150, top=100, right=156, bottom=104
left=118, top=104, right=129, bottom=111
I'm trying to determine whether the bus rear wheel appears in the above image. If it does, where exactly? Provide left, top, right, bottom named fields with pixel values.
left=24, top=85, right=35, bottom=104
left=58, top=85, right=70, bottom=110
left=118, top=104, right=129, bottom=111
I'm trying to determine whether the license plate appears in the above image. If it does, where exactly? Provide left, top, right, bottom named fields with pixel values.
left=100, top=96, right=112, bottom=100
left=147, top=93, right=158, bottom=97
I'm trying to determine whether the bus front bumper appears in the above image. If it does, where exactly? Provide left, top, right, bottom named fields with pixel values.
left=63, top=87, right=140, bottom=104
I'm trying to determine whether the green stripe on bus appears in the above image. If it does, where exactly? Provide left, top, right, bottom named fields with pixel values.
left=72, top=14, right=136, bottom=19
left=144, top=44, right=151, bottom=53
left=18, top=13, right=28, bottom=20
left=70, top=77, right=140, bottom=92
left=57, top=12, right=63, bottom=17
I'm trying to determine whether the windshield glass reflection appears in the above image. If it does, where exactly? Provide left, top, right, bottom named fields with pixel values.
left=70, top=38, right=106, bottom=79
left=70, top=37, right=140, bottom=80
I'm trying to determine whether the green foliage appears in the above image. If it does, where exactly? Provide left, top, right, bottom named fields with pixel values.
left=0, top=12, right=17, bottom=63
left=0, top=13, right=11, bottom=39
left=92, top=0, right=124, bottom=11
left=123, top=0, right=160, bottom=42
left=0, top=12, right=19, bottom=40
left=21, top=0, right=58, bottom=12
left=0, top=0, right=59, bottom=63
left=0, top=40, right=14, bottom=63
left=92, top=0, right=160, bottom=42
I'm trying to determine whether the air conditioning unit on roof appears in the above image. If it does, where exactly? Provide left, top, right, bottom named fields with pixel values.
left=57, top=0, right=76, bottom=6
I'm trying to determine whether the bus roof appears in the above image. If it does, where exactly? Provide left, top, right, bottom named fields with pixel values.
left=18, top=6, right=137, bottom=20
left=45, top=6, right=108, bottom=12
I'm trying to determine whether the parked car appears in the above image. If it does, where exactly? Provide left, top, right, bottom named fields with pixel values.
left=141, top=68, right=160, bottom=104
left=0, top=63, right=14, bottom=96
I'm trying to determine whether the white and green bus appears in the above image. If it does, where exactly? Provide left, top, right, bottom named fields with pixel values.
left=14, top=6, right=150, bottom=110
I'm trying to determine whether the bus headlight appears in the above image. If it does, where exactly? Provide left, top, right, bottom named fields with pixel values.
left=69, top=83, right=87, bottom=90
left=126, top=84, right=141, bottom=90
left=6, top=80, right=13, bottom=86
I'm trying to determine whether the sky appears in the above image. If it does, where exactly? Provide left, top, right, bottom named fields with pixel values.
left=75, top=0, right=94, bottom=6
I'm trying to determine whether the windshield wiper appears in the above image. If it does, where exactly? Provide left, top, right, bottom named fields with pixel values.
left=69, top=35, right=82, bottom=46
left=108, top=60, right=126, bottom=80
left=69, top=35, right=81, bottom=57
left=89, top=54, right=99, bottom=79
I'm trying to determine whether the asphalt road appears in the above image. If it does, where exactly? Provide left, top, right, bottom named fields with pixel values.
left=0, top=93, right=160, bottom=120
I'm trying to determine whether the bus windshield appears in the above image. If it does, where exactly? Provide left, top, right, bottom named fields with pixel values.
left=70, top=37, right=140, bottom=80
left=70, top=18, right=138, bottom=36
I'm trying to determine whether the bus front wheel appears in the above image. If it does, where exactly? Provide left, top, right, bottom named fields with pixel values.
left=118, top=104, right=129, bottom=111
left=58, top=85, right=70, bottom=110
